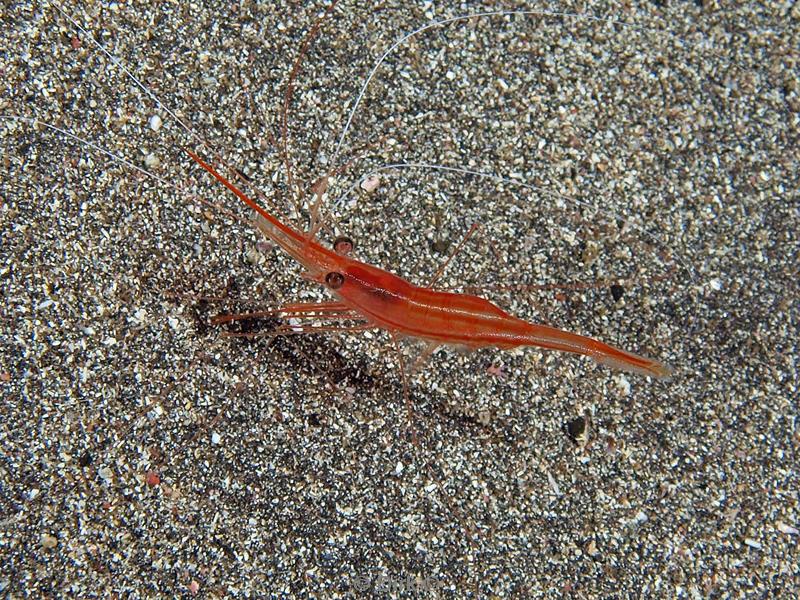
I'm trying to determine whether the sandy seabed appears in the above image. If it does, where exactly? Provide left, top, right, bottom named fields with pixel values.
left=1, top=1, right=798, bottom=597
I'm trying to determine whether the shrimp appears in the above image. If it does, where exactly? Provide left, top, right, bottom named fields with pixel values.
left=186, top=150, right=673, bottom=380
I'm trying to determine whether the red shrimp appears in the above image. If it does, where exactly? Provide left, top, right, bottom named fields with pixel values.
left=186, top=149, right=673, bottom=380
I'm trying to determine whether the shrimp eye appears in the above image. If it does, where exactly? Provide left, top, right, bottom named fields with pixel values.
left=325, top=271, right=345, bottom=290
left=333, top=236, right=354, bottom=255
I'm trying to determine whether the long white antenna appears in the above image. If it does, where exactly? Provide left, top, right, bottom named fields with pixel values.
left=329, top=9, right=708, bottom=169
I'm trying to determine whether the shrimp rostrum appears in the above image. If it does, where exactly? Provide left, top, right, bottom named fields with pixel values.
left=187, top=150, right=672, bottom=380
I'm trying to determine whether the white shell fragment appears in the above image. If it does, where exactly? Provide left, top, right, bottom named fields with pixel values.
left=144, top=153, right=160, bottom=169
left=777, top=522, right=798, bottom=535
left=148, top=114, right=162, bottom=131
left=360, top=175, right=380, bottom=192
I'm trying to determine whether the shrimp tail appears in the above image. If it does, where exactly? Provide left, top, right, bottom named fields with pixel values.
left=593, top=349, right=674, bottom=380
left=522, top=323, right=673, bottom=379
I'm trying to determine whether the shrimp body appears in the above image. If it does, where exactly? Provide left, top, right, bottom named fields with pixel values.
left=332, top=262, right=672, bottom=379
left=187, top=150, right=672, bottom=379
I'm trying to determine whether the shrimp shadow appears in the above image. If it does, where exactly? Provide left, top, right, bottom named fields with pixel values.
left=193, top=296, right=508, bottom=443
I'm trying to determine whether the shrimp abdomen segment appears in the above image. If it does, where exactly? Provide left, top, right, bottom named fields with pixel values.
left=337, top=264, right=672, bottom=379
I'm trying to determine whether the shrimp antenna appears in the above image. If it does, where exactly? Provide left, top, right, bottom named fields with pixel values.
left=49, top=4, right=285, bottom=222
left=4, top=116, right=244, bottom=225
left=280, top=0, right=341, bottom=211
left=331, top=162, right=692, bottom=285
left=329, top=9, right=710, bottom=168
left=323, top=9, right=774, bottom=293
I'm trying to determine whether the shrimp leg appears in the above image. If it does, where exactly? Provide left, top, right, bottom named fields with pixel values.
left=211, top=301, right=360, bottom=325
left=223, top=324, right=373, bottom=340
